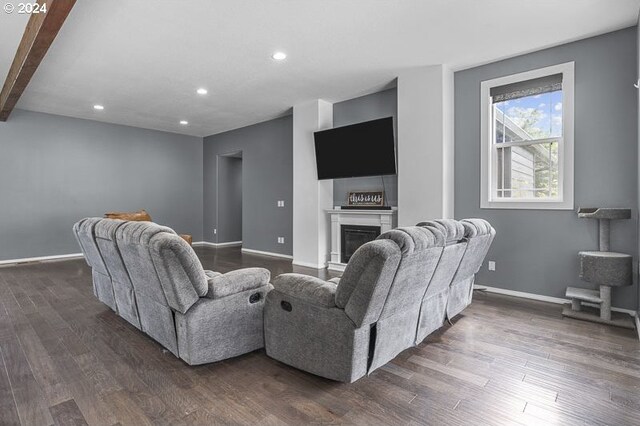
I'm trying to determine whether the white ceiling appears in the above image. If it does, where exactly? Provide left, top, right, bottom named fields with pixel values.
left=1, top=0, right=638, bottom=137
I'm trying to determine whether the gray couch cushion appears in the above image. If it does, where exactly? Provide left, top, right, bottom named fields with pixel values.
left=207, top=268, right=271, bottom=299
left=369, top=226, right=446, bottom=372
left=454, top=219, right=496, bottom=280
left=272, top=273, right=337, bottom=308
left=94, top=219, right=132, bottom=291
left=148, top=231, right=207, bottom=314
left=335, top=239, right=402, bottom=327
left=176, top=284, right=273, bottom=365
left=264, top=288, right=369, bottom=382
left=73, top=218, right=109, bottom=276
left=375, top=226, right=445, bottom=320
left=418, top=219, right=465, bottom=244
left=447, top=218, right=496, bottom=318
left=93, top=218, right=141, bottom=326
left=376, top=226, right=445, bottom=255
left=462, top=218, right=495, bottom=238
left=74, top=218, right=119, bottom=312
left=415, top=220, right=469, bottom=343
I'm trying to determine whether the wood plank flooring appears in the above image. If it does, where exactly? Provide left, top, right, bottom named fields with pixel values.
left=0, top=246, right=639, bottom=425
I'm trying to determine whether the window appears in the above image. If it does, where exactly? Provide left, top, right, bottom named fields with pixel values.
left=480, top=62, right=574, bottom=209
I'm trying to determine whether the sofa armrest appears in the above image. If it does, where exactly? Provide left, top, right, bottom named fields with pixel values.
left=272, top=273, right=337, bottom=308
left=206, top=267, right=271, bottom=299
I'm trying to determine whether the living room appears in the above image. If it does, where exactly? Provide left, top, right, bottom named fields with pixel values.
left=1, top=1, right=639, bottom=425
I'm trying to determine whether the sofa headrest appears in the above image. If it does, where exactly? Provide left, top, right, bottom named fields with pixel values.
left=115, top=220, right=176, bottom=245
left=94, top=218, right=126, bottom=240
left=149, top=231, right=208, bottom=303
left=74, top=217, right=102, bottom=236
left=335, top=239, right=402, bottom=327
left=417, top=219, right=465, bottom=243
left=461, top=219, right=495, bottom=238
left=376, top=226, right=444, bottom=255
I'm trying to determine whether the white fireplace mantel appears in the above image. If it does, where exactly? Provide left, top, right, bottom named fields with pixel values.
left=327, top=208, right=398, bottom=272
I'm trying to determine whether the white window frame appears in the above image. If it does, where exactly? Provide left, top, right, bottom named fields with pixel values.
left=480, top=62, right=574, bottom=210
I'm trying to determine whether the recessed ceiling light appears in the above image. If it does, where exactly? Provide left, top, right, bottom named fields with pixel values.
left=272, top=51, right=287, bottom=61
left=180, top=120, right=189, bottom=125
left=93, top=104, right=104, bottom=110
left=196, top=88, right=208, bottom=95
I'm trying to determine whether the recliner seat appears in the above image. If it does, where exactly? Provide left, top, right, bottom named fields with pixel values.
left=264, top=226, right=447, bottom=382
left=74, top=218, right=272, bottom=365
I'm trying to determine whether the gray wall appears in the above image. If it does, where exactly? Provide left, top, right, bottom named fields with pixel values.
left=455, top=27, right=638, bottom=310
left=0, top=109, right=204, bottom=261
left=332, top=88, right=398, bottom=206
left=637, top=21, right=640, bottom=315
left=217, top=156, right=243, bottom=242
left=203, top=115, right=293, bottom=255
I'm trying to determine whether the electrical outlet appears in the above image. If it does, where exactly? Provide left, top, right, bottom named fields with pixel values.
left=488, top=261, right=496, bottom=271
left=213, top=229, right=217, bottom=235
left=277, top=237, right=285, bottom=244
left=277, top=200, right=285, bottom=207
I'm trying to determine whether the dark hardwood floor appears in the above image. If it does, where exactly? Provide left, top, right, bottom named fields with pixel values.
left=1, top=246, right=639, bottom=425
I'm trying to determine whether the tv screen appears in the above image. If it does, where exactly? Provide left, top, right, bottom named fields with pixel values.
left=314, top=117, right=396, bottom=180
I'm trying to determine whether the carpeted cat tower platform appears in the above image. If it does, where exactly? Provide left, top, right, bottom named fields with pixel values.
left=563, top=208, right=635, bottom=329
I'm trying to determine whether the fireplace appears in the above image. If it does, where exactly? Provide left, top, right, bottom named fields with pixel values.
left=340, top=225, right=381, bottom=263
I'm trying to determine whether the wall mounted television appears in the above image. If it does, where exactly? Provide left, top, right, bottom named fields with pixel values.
left=314, top=117, right=396, bottom=180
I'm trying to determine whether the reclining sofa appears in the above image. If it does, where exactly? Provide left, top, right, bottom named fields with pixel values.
left=73, top=218, right=272, bottom=365
left=264, top=219, right=495, bottom=382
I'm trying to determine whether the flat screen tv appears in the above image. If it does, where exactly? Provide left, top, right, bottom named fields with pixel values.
left=314, top=117, right=396, bottom=180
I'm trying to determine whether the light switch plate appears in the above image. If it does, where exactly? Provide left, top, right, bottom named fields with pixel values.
left=488, top=261, right=496, bottom=271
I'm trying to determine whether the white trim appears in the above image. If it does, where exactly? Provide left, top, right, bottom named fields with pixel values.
left=193, top=241, right=242, bottom=248
left=636, top=312, right=640, bottom=341
left=292, top=260, right=327, bottom=269
left=327, top=261, right=347, bottom=272
left=0, top=252, right=84, bottom=266
left=241, top=248, right=293, bottom=260
left=477, top=284, right=637, bottom=316
left=480, top=62, right=575, bottom=210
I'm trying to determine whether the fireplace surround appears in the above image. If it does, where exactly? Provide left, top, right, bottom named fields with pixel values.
left=327, top=208, right=397, bottom=271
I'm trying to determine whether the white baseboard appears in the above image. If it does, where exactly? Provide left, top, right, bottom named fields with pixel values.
left=241, top=248, right=293, bottom=260
left=327, top=262, right=346, bottom=272
left=477, top=285, right=637, bottom=317
left=636, top=312, right=640, bottom=340
left=193, top=241, right=242, bottom=248
left=0, top=252, right=84, bottom=267
left=292, top=260, right=327, bottom=269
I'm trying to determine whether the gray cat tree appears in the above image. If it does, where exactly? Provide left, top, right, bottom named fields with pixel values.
left=563, top=208, right=635, bottom=329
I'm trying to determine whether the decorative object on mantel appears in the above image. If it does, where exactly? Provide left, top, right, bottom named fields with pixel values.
left=562, top=207, right=635, bottom=329
left=342, top=190, right=391, bottom=210
left=348, top=190, right=384, bottom=206
left=104, top=209, right=193, bottom=246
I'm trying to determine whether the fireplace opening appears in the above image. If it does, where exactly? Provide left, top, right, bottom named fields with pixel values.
left=341, top=225, right=381, bottom=264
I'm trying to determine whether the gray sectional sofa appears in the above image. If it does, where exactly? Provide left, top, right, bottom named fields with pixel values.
left=73, top=218, right=272, bottom=365
left=264, top=219, right=495, bottom=382
left=74, top=217, right=493, bottom=380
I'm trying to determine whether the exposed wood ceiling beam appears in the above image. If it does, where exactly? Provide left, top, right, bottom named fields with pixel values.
left=0, top=0, right=76, bottom=121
